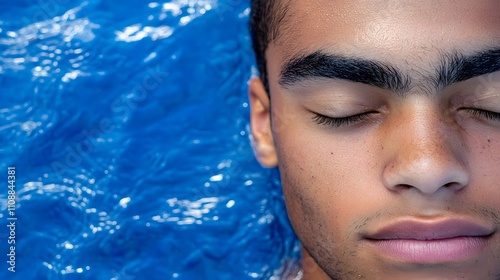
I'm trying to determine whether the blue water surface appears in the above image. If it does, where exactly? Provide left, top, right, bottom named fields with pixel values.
left=0, top=1, right=300, bottom=279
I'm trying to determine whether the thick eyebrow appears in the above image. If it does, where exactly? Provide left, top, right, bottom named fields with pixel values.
left=279, top=48, right=500, bottom=96
left=279, top=51, right=412, bottom=94
left=434, top=48, right=500, bottom=89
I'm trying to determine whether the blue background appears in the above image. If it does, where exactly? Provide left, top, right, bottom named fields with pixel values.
left=0, top=0, right=300, bottom=279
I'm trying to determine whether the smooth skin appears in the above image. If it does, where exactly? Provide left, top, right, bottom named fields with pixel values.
left=249, top=1, right=500, bottom=279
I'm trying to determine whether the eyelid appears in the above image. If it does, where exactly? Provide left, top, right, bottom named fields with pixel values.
left=311, top=111, right=377, bottom=127
left=461, top=107, right=500, bottom=122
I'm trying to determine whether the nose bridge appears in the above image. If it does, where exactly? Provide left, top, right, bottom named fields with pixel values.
left=406, top=112, right=450, bottom=162
left=383, top=103, right=469, bottom=194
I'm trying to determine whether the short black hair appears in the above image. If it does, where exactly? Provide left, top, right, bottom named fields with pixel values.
left=250, top=0, right=291, bottom=94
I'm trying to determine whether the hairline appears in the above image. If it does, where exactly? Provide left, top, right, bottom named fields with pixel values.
left=268, top=0, right=293, bottom=47
left=251, top=0, right=293, bottom=94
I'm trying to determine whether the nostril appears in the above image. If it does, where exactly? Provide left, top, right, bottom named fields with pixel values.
left=390, top=181, right=466, bottom=194
left=394, top=184, right=413, bottom=191
left=443, top=182, right=466, bottom=192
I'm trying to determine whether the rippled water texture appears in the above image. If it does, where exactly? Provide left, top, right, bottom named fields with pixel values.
left=0, top=1, right=300, bottom=279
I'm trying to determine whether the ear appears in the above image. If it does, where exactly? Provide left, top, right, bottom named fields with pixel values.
left=248, top=77, right=278, bottom=167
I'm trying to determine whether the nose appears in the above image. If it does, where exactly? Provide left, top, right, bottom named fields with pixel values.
left=382, top=105, right=470, bottom=195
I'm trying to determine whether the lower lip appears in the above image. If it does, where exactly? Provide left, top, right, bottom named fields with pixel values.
left=368, top=236, right=490, bottom=263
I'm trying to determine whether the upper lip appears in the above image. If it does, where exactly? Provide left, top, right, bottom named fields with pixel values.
left=365, top=218, right=495, bottom=240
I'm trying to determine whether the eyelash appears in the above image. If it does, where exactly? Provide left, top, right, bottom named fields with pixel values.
left=465, top=108, right=500, bottom=121
left=312, top=112, right=373, bottom=127
left=312, top=108, right=500, bottom=128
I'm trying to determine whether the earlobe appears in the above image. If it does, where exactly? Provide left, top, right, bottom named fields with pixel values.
left=248, top=77, right=278, bottom=168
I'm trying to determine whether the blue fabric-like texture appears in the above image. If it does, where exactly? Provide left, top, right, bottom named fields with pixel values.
left=0, top=0, right=300, bottom=279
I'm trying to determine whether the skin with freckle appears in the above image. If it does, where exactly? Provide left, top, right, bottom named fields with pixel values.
left=249, top=1, right=500, bottom=279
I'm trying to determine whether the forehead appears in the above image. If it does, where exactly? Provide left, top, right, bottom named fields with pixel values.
left=272, top=0, right=500, bottom=65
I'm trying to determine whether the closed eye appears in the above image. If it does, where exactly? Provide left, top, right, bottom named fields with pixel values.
left=462, top=108, right=500, bottom=122
left=312, top=111, right=377, bottom=128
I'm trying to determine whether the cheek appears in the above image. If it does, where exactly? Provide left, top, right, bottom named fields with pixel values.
left=466, top=131, right=500, bottom=203
left=274, top=120, right=385, bottom=240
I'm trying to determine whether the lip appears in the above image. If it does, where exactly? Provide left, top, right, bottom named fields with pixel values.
left=365, top=218, right=495, bottom=263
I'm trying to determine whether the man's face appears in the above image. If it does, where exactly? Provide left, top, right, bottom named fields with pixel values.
left=250, top=0, right=500, bottom=279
